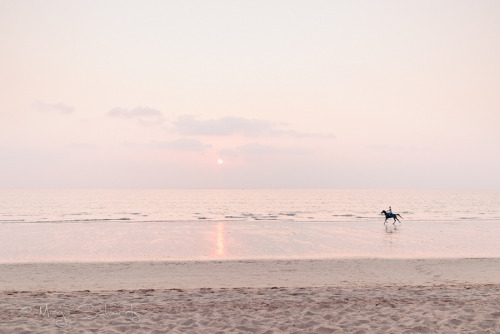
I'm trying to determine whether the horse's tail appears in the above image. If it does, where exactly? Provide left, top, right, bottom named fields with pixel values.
left=397, top=214, right=403, bottom=219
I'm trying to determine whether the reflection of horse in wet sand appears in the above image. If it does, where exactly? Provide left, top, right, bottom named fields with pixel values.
left=381, top=210, right=403, bottom=225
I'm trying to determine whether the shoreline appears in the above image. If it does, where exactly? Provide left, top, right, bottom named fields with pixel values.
left=1, top=257, right=499, bottom=292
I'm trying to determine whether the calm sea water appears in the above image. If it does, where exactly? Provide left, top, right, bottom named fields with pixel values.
left=1, top=189, right=499, bottom=224
left=0, top=189, right=499, bottom=262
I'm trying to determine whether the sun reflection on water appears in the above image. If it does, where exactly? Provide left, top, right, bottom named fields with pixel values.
left=216, top=222, right=225, bottom=256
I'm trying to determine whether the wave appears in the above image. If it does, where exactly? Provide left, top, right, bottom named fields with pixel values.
left=0, top=218, right=132, bottom=224
left=0, top=216, right=496, bottom=225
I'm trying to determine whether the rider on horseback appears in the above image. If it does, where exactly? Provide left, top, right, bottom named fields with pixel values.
left=381, top=207, right=402, bottom=225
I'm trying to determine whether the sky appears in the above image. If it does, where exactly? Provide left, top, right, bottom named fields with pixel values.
left=1, top=0, right=499, bottom=189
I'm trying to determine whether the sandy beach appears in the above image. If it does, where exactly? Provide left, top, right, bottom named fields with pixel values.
left=1, top=258, right=500, bottom=333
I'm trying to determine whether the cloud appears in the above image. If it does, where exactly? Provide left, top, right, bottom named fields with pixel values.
left=217, top=148, right=240, bottom=158
left=275, top=129, right=336, bottom=139
left=173, top=115, right=335, bottom=138
left=108, top=107, right=163, bottom=119
left=32, top=100, right=74, bottom=114
left=0, top=146, right=66, bottom=162
left=151, top=138, right=210, bottom=151
left=238, top=143, right=312, bottom=155
left=68, top=143, right=99, bottom=150
left=174, top=115, right=274, bottom=136
left=365, top=145, right=427, bottom=151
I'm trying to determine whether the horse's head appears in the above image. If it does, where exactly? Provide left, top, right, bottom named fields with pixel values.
left=381, top=210, right=386, bottom=215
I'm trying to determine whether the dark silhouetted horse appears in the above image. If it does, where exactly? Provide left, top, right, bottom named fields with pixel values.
left=381, top=210, right=403, bottom=225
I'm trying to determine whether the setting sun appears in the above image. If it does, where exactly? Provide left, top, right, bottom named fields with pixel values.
left=217, top=159, right=224, bottom=165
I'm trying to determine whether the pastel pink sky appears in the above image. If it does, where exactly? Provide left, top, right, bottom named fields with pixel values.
left=1, top=1, right=499, bottom=188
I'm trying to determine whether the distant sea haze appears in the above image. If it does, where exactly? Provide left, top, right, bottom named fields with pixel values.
left=0, top=189, right=499, bottom=262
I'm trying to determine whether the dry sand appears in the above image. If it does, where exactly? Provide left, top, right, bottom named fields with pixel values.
left=1, top=258, right=500, bottom=333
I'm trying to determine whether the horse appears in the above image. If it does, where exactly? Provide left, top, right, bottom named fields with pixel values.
left=381, top=210, right=403, bottom=225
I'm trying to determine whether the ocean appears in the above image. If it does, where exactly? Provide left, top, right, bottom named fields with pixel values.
left=0, top=189, right=499, bottom=262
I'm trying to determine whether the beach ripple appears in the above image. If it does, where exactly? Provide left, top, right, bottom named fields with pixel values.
left=1, top=285, right=500, bottom=333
